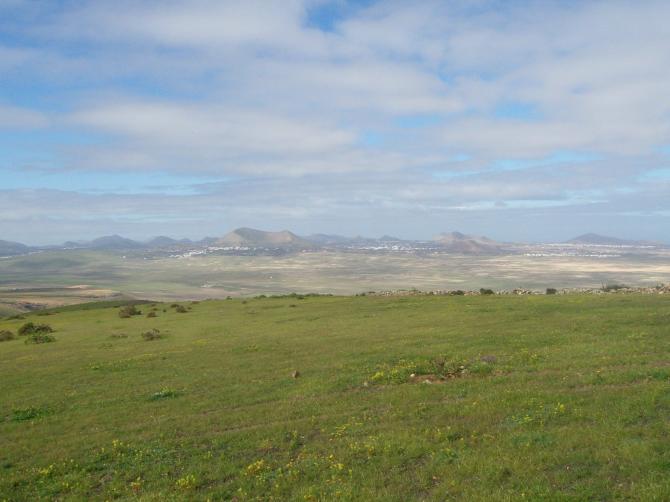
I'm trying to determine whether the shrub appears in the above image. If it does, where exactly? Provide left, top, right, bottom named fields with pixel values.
left=5, top=314, right=25, bottom=320
left=118, top=305, right=141, bottom=318
left=18, top=322, right=54, bottom=336
left=24, top=333, right=56, bottom=344
left=11, top=407, right=48, bottom=422
left=546, top=288, right=558, bottom=295
left=479, top=288, right=495, bottom=295
left=0, top=330, right=15, bottom=342
left=146, top=311, right=157, bottom=318
left=174, top=305, right=188, bottom=313
left=141, top=328, right=163, bottom=341
left=450, top=290, right=465, bottom=296
left=149, top=388, right=178, bottom=401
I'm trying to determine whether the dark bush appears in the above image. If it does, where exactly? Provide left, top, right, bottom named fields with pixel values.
left=175, top=305, right=188, bottom=313
left=450, top=290, right=465, bottom=296
left=0, top=330, right=15, bottom=342
left=146, top=311, right=157, bottom=318
left=141, top=328, right=163, bottom=341
left=18, top=322, right=54, bottom=336
left=148, top=388, right=178, bottom=401
left=118, top=305, right=141, bottom=318
left=24, top=333, right=56, bottom=344
left=479, top=288, right=495, bottom=295
left=11, top=407, right=48, bottom=421
left=546, top=288, right=558, bottom=295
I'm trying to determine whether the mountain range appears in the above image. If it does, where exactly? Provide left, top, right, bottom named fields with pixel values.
left=566, top=233, right=660, bottom=246
left=0, top=230, right=665, bottom=257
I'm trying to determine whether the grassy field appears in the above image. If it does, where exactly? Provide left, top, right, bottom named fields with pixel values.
left=1, top=294, right=669, bottom=500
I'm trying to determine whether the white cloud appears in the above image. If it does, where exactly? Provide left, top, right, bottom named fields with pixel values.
left=0, top=103, right=48, bottom=129
left=0, top=0, right=669, bottom=240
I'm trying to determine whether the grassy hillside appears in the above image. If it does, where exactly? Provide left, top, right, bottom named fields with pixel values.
left=1, top=295, right=669, bottom=500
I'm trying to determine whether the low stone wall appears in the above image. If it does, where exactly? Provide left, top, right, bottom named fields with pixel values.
left=366, top=284, right=670, bottom=297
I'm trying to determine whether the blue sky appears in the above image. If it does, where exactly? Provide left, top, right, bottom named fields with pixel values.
left=0, top=0, right=669, bottom=244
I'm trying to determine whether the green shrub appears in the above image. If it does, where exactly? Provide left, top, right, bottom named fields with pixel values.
left=24, top=333, right=56, bottom=344
left=546, top=288, right=558, bottom=295
left=480, top=288, right=495, bottom=295
left=0, top=330, right=15, bottom=342
left=11, top=407, right=49, bottom=422
left=174, top=305, right=188, bottom=313
left=450, top=290, right=465, bottom=296
left=118, top=305, right=141, bottom=318
left=149, top=388, right=178, bottom=401
left=146, top=311, right=157, bottom=318
left=18, top=322, right=54, bottom=336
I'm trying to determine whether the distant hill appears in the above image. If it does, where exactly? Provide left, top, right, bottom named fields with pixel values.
left=304, top=233, right=353, bottom=245
left=0, top=239, right=30, bottom=257
left=567, top=233, right=659, bottom=246
left=433, top=232, right=504, bottom=254
left=145, top=236, right=193, bottom=248
left=87, top=235, right=144, bottom=250
left=216, top=228, right=315, bottom=249
left=60, top=235, right=148, bottom=250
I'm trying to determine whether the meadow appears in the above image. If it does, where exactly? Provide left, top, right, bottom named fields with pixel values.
left=1, top=294, right=669, bottom=500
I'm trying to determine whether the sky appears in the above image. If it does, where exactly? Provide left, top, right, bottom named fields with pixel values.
left=1, top=0, right=669, bottom=245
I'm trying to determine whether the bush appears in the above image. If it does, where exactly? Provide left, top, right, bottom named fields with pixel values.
left=18, top=322, right=54, bottom=336
left=146, top=311, right=157, bottom=318
left=546, top=288, right=558, bottom=295
left=11, top=407, right=48, bottom=422
left=450, top=290, right=465, bottom=296
left=118, top=305, right=141, bottom=318
left=5, top=314, right=25, bottom=320
left=479, top=288, right=495, bottom=295
left=141, top=328, right=163, bottom=341
left=149, top=388, right=178, bottom=401
left=0, top=330, right=15, bottom=342
left=174, top=305, right=188, bottom=313
left=24, top=333, right=56, bottom=344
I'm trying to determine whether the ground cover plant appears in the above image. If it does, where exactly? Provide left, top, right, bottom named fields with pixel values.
left=1, top=294, right=669, bottom=500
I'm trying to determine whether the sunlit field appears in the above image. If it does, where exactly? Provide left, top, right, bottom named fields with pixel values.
left=1, top=294, right=669, bottom=500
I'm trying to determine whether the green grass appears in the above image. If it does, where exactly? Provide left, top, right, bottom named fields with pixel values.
left=1, top=295, right=669, bottom=500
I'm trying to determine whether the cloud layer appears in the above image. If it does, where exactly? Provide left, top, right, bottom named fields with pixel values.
left=0, top=0, right=669, bottom=243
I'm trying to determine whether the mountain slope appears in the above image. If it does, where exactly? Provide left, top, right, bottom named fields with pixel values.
left=87, top=235, right=144, bottom=250
left=433, top=231, right=504, bottom=254
left=216, top=228, right=314, bottom=249
left=0, top=239, right=30, bottom=257
left=567, top=233, right=658, bottom=246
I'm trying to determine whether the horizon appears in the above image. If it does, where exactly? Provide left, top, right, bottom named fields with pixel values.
left=4, top=227, right=669, bottom=248
left=1, top=1, right=669, bottom=243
